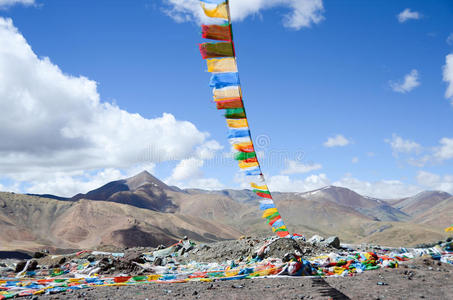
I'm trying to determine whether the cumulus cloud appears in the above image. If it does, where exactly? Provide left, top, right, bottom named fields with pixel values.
left=168, top=158, right=204, bottom=181
left=443, top=54, right=453, bottom=105
left=165, top=157, right=225, bottom=190
left=447, top=34, right=453, bottom=46
left=323, top=134, right=350, bottom=148
left=334, top=175, right=422, bottom=199
left=0, top=0, right=34, bottom=8
left=397, top=8, right=421, bottom=23
left=433, top=138, right=453, bottom=161
left=0, top=18, right=222, bottom=195
left=416, top=171, right=453, bottom=194
left=267, top=173, right=330, bottom=192
left=281, top=160, right=322, bottom=175
left=266, top=172, right=424, bottom=198
left=163, top=0, right=325, bottom=30
left=390, top=69, right=420, bottom=93
left=385, top=134, right=422, bottom=157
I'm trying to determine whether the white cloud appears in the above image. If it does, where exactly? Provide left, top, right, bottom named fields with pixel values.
left=0, top=0, right=34, bottom=8
left=281, top=159, right=322, bottom=175
left=447, top=33, right=453, bottom=46
left=397, top=8, right=421, bottom=23
left=334, top=175, right=422, bottom=199
left=168, top=158, right=204, bottom=181
left=385, top=134, right=422, bottom=156
left=163, top=0, right=325, bottom=30
left=434, top=137, right=453, bottom=161
left=323, top=134, right=350, bottom=148
left=352, top=157, right=359, bottom=164
left=267, top=173, right=330, bottom=192
left=0, top=18, right=222, bottom=194
left=390, top=69, right=420, bottom=93
left=267, top=172, right=423, bottom=198
left=187, top=178, right=224, bottom=190
left=417, top=171, right=453, bottom=194
left=443, top=54, right=453, bottom=105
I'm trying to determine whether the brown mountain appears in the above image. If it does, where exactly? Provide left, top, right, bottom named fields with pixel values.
left=2, top=171, right=452, bottom=251
left=71, top=171, right=179, bottom=212
left=389, top=191, right=452, bottom=217
left=0, top=191, right=240, bottom=252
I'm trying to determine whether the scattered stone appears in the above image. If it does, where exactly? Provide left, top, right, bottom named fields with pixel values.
left=308, top=235, right=324, bottom=244
left=321, top=236, right=340, bottom=249
left=15, top=261, right=26, bottom=273
left=33, top=252, right=47, bottom=259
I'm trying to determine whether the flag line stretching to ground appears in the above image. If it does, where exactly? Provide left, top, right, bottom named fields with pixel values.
left=198, top=0, right=290, bottom=238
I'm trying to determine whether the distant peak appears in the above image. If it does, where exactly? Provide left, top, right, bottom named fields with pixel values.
left=126, top=170, right=171, bottom=191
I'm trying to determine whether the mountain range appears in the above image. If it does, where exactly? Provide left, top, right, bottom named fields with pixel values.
left=1, top=171, right=452, bottom=252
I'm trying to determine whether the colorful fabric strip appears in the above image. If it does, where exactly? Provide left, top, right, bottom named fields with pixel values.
left=271, top=219, right=285, bottom=228
left=207, top=58, right=237, bottom=73
left=226, top=118, right=248, bottom=128
left=202, top=24, right=232, bottom=41
left=262, top=208, right=278, bottom=218
left=251, top=182, right=268, bottom=191
left=276, top=231, right=290, bottom=237
left=227, top=128, right=249, bottom=138
left=242, top=157, right=258, bottom=163
left=229, top=137, right=252, bottom=145
left=224, top=108, right=245, bottom=118
left=234, top=151, right=256, bottom=160
left=265, top=212, right=280, bottom=221
left=254, top=189, right=270, bottom=195
left=238, top=161, right=259, bottom=169
left=213, top=86, right=241, bottom=99
left=233, top=142, right=254, bottom=153
left=256, top=192, right=272, bottom=199
left=243, top=167, right=261, bottom=176
left=259, top=202, right=276, bottom=210
left=268, top=215, right=281, bottom=226
left=216, top=98, right=243, bottom=109
left=209, top=72, right=240, bottom=89
left=273, top=225, right=287, bottom=232
left=200, top=42, right=234, bottom=59
left=201, top=2, right=229, bottom=20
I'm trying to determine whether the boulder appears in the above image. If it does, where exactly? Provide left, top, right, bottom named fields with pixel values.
left=321, top=236, right=340, bottom=249
left=308, top=235, right=325, bottom=244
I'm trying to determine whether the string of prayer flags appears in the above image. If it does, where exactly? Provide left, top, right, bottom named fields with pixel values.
left=198, top=0, right=290, bottom=238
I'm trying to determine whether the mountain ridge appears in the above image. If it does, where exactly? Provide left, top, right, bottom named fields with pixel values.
left=1, top=171, right=451, bottom=251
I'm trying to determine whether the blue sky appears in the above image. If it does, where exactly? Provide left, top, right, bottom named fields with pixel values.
left=0, top=0, right=452, bottom=198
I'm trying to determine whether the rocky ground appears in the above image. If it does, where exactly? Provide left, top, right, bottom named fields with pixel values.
left=2, top=236, right=453, bottom=300
left=34, top=257, right=453, bottom=300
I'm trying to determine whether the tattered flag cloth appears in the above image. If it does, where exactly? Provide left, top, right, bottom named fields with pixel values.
left=198, top=0, right=290, bottom=238
left=202, top=24, right=232, bottom=41
left=199, top=42, right=234, bottom=59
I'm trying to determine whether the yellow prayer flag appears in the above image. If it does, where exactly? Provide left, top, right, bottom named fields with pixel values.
left=226, top=118, right=248, bottom=128
left=445, top=226, right=453, bottom=232
left=238, top=161, right=259, bottom=169
left=207, top=58, right=237, bottom=73
left=262, top=208, right=278, bottom=218
left=201, top=3, right=229, bottom=19
left=251, top=183, right=268, bottom=191
left=272, top=225, right=287, bottom=232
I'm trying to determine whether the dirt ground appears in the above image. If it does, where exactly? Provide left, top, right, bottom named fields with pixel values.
left=33, top=257, right=453, bottom=300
